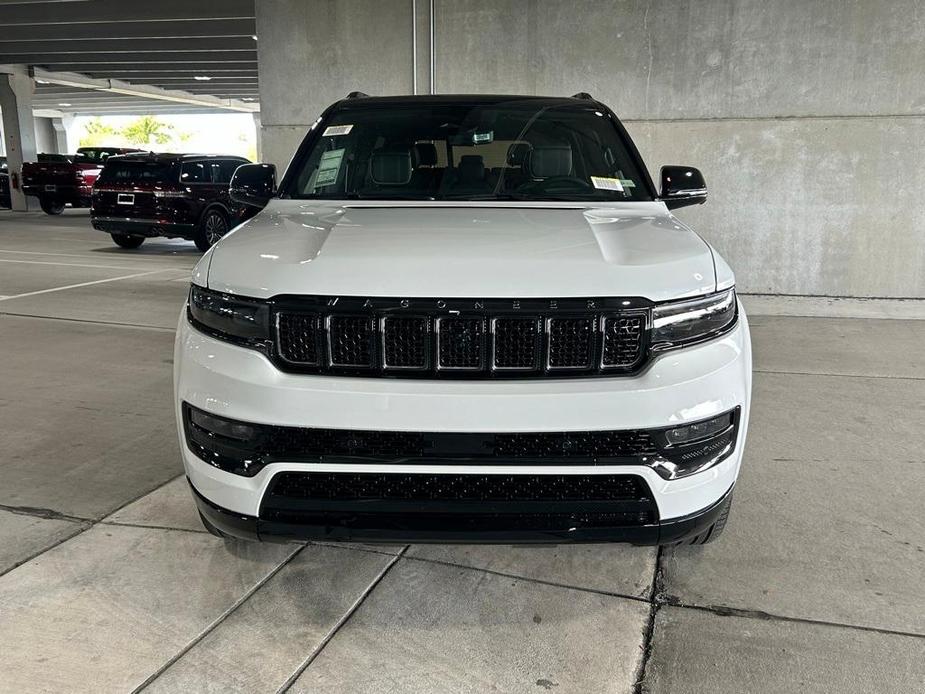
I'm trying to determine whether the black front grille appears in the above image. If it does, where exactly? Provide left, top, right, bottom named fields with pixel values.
left=268, top=471, right=652, bottom=502
left=548, top=317, right=595, bottom=369
left=277, top=313, right=320, bottom=364
left=328, top=315, right=376, bottom=367
left=383, top=316, right=429, bottom=369
left=602, top=315, right=645, bottom=368
left=273, top=296, right=648, bottom=378
left=259, top=472, right=659, bottom=531
left=437, top=317, right=485, bottom=369
left=493, top=317, right=541, bottom=369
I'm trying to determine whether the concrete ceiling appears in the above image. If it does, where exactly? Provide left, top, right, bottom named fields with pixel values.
left=0, top=0, right=258, bottom=115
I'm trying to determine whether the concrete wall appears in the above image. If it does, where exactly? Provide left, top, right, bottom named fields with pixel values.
left=33, top=117, right=55, bottom=154
left=255, top=0, right=925, bottom=298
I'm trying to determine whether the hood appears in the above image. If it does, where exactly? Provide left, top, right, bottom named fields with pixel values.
left=206, top=200, right=717, bottom=302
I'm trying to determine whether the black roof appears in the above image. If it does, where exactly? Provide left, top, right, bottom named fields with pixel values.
left=332, top=93, right=604, bottom=108
left=106, top=152, right=249, bottom=163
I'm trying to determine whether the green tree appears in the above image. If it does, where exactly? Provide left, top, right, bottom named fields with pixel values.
left=79, top=118, right=117, bottom=147
left=121, top=116, right=175, bottom=146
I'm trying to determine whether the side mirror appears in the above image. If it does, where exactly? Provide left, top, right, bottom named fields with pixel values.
left=230, top=163, right=276, bottom=209
left=659, top=165, right=707, bottom=209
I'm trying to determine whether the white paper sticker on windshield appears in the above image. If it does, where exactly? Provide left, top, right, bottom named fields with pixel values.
left=313, top=148, right=345, bottom=188
left=323, top=124, right=353, bottom=137
left=591, top=176, right=624, bottom=192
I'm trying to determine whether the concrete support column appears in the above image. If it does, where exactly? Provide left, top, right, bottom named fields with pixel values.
left=413, top=0, right=435, bottom=94
left=51, top=115, right=75, bottom=154
left=252, top=112, right=262, bottom=162
left=0, top=67, right=38, bottom=211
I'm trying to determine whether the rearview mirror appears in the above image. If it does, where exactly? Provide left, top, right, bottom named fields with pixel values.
left=230, top=163, right=276, bottom=209
left=659, top=166, right=707, bottom=209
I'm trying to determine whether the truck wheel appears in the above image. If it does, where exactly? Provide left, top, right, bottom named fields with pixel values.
left=111, top=234, right=145, bottom=249
left=39, top=198, right=65, bottom=215
left=670, top=493, right=733, bottom=546
left=195, top=209, right=228, bottom=251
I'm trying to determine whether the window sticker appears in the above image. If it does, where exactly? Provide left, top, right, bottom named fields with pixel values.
left=323, top=124, right=353, bottom=137
left=590, top=176, right=624, bottom=192
left=619, top=179, right=636, bottom=188
left=313, top=148, right=345, bottom=188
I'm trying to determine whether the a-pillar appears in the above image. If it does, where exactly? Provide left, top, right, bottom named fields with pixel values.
left=0, top=66, right=38, bottom=211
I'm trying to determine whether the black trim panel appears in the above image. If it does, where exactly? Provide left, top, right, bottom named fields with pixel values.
left=190, top=478, right=734, bottom=545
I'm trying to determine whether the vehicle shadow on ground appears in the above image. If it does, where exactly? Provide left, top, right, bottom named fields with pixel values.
left=89, top=243, right=202, bottom=257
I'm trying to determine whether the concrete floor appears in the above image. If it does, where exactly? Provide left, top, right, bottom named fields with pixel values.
left=0, top=208, right=923, bottom=693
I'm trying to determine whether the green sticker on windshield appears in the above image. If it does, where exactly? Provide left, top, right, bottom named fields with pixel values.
left=314, top=148, right=344, bottom=188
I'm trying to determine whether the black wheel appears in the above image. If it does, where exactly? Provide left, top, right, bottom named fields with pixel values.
left=198, top=511, right=226, bottom=538
left=195, top=209, right=228, bottom=251
left=39, top=198, right=65, bottom=215
left=670, top=493, right=733, bottom=546
left=110, top=234, right=145, bottom=249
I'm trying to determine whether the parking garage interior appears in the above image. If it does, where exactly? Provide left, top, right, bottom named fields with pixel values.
left=0, top=1, right=923, bottom=693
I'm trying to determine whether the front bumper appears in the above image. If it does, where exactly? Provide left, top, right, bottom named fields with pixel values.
left=175, top=302, right=751, bottom=542
left=91, top=216, right=196, bottom=239
left=191, top=476, right=735, bottom=544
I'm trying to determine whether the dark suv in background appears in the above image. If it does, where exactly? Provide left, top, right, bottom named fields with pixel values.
left=91, top=153, right=253, bottom=251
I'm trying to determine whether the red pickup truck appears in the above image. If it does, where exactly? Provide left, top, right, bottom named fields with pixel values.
left=21, top=147, right=142, bottom=215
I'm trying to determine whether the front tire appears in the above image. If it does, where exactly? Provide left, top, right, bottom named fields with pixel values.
left=195, top=209, right=228, bottom=252
left=39, top=198, right=65, bottom=215
left=111, top=234, right=145, bottom=249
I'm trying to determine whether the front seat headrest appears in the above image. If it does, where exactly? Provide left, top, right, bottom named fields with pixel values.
left=412, top=142, right=438, bottom=167
left=528, top=145, right=573, bottom=178
left=370, top=149, right=412, bottom=185
left=457, top=155, right=485, bottom=182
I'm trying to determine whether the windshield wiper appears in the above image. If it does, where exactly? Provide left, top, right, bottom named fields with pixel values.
left=440, top=192, right=617, bottom=202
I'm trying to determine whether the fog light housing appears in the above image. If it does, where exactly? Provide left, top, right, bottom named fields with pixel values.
left=650, top=410, right=739, bottom=480
left=189, top=408, right=255, bottom=441
left=665, top=414, right=731, bottom=446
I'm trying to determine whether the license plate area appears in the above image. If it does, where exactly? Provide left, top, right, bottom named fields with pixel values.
left=44, top=184, right=56, bottom=192
left=117, top=193, right=135, bottom=205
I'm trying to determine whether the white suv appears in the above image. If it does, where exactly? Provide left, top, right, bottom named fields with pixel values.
left=174, top=93, right=751, bottom=545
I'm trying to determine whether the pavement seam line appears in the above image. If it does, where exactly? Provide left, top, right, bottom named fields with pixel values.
left=664, top=599, right=925, bottom=640
left=0, top=310, right=177, bottom=332
left=275, top=546, right=409, bottom=693
left=401, top=552, right=653, bottom=604
left=0, top=503, right=94, bottom=524
left=132, top=543, right=307, bottom=693
left=633, top=546, right=664, bottom=694
left=0, top=473, right=184, bottom=581
left=99, top=520, right=209, bottom=535
left=0, top=258, right=177, bottom=271
left=754, top=368, right=925, bottom=382
left=0, top=269, right=171, bottom=302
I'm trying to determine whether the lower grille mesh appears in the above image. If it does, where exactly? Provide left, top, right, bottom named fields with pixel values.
left=267, top=472, right=652, bottom=502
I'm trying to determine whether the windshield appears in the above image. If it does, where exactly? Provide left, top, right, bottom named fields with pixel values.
left=97, top=160, right=178, bottom=184
left=283, top=101, right=651, bottom=202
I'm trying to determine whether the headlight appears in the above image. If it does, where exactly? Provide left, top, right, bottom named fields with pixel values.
left=651, top=288, right=737, bottom=350
left=188, top=285, right=270, bottom=343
